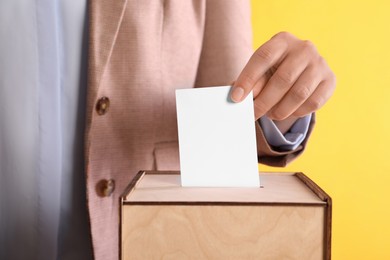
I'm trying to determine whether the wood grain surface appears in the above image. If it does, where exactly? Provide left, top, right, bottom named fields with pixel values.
left=122, top=205, right=324, bottom=260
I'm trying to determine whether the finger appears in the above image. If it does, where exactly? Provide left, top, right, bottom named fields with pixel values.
left=252, top=72, right=271, bottom=98
left=231, top=36, right=289, bottom=102
left=252, top=50, right=310, bottom=119
left=267, top=65, right=322, bottom=120
left=293, top=76, right=336, bottom=117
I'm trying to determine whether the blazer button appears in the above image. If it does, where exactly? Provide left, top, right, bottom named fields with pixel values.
left=96, top=97, right=110, bottom=115
left=96, top=179, right=115, bottom=197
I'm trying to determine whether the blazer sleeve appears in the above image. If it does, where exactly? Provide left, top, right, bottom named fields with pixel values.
left=194, top=0, right=315, bottom=167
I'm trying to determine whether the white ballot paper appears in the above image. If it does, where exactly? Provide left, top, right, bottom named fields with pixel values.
left=176, top=86, right=260, bottom=187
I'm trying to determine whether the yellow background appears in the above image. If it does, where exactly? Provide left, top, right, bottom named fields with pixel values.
left=251, top=0, right=390, bottom=259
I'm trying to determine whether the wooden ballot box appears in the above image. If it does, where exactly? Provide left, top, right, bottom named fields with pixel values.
left=120, top=171, right=331, bottom=260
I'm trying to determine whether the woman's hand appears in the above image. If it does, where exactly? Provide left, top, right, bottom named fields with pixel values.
left=231, top=32, right=336, bottom=122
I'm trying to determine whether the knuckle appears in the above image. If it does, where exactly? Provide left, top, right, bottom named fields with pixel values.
left=273, top=70, right=295, bottom=86
left=302, top=40, right=315, bottom=48
left=329, top=72, right=337, bottom=86
left=317, top=56, right=331, bottom=73
left=290, top=86, right=312, bottom=102
left=306, top=97, right=323, bottom=111
left=318, top=55, right=327, bottom=66
left=324, top=78, right=337, bottom=100
left=274, top=31, right=291, bottom=40
left=254, top=47, right=274, bottom=64
left=301, top=40, right=317, bottom=53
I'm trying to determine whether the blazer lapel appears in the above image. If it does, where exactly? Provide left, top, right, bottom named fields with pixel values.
left=88, top=0, right=128, bottom=94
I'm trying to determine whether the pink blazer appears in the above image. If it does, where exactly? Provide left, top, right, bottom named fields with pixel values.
left=86, top=0, right=315, bottom=259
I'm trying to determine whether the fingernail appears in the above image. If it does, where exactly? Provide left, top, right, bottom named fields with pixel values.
left=231, top=87, right=244, bottom=102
